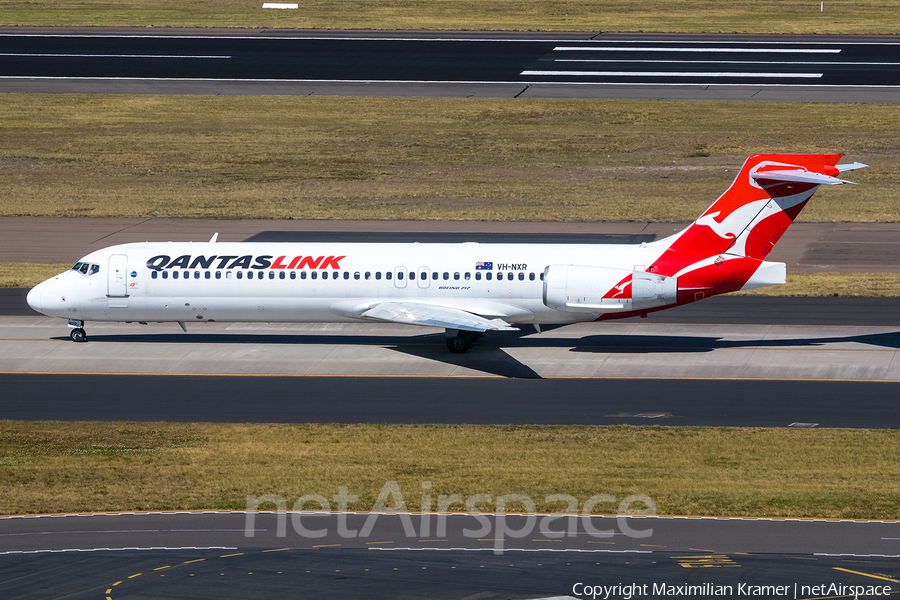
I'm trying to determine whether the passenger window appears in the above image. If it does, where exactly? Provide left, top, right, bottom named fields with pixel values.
left=540, top=272, right=544, bottom=281
left=279, top=272, right=285, bottom=279
left=344, top=272, right=350, bottom=280
left=375, top=272, right=381, bottom=280
left=151, top=271, right=158, bottom=279
left=194, top=271, right=200, bottom=279
left=301, top=271, right=307, bottom=280
left=162, top=271, right=168, bottom=279
left=507, top=272, right=514, bottom=281
left=386, top=271, right=393, bottom=280
left=205, top=271, right=211, bottom=279
left=332, top=271, right=339, bottom=280
left=432, top=272, right=438, bottom=280
left=173, top=271, right=179, bottom=279
left=226, top=271, right=232, bottom=279
left=216, top=271, right=221, bottom=279
left=464, top=272, right=471, bottom=280
left=486, top=272, right=492, bottom=281
left=420, top=271, right=427, bottom=280
left=237, top=271, right=243, bottom=280
left=365, top=272, right=371, bottom=280
left=518, top=272, right=524, bottom=281
left=453, top=272, right=460, bottom=280
left=398, top=271, right=404, bottom=280
left=443, top=272, right=449, bottom=280
left=289, top=271, right=295, bottom=280
left=529, top=272, right=535, bottom=281
left=311, top=271, right=317, bottom=280
left=269, top=271, right=275, bottom=279
left=475, top=272, right=481, bottom=281
left=354, top=272, right=360, bottom=280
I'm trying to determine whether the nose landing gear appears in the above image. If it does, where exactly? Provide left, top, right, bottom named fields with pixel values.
left=67, top=320, right=88, bottom=342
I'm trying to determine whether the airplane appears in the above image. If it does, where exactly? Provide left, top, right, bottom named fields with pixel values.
left=27, top=153, right=866, bottom=353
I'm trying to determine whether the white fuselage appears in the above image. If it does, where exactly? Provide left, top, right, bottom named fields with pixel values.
left=29, top=240, right=670, bottom=326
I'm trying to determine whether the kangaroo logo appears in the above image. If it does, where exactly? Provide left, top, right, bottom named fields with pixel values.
left=694, top=199, right=770, bottom=241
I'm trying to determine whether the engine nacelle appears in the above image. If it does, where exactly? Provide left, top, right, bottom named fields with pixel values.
left=542, top=264, right=678, bottom=313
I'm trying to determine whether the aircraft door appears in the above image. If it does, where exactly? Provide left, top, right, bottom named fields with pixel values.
left=107, top=254, right=129, bottom=307
left=416, top=267, right=430, bottom=289
left=394, top=266, right=407, bottom=289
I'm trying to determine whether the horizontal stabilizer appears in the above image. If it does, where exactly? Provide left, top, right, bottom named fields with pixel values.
left=360, top=301, right=518, bottom=332
left=836, top=162, right=868, bottom=172
left=750, top=169, right=851, bottom=185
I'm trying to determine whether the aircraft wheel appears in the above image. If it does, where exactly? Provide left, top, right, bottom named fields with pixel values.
left=70, top=328, right=88, bottom=343
left=446, top=335, right=471, bottom=354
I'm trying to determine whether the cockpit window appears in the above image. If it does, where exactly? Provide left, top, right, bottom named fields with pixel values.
left=71, top=262, right=101, bottom=276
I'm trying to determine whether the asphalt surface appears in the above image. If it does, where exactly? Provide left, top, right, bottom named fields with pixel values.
left=1, top=512, right=898, bottom=600
left=1, top=372, right=899, bottom=427
left=3, top=29, right=900, bottom=101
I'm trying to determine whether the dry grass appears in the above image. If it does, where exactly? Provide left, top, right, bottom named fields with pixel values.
left=0, top=263, right=70, bottom=288
left=733, top=272, right=900, bottom=297
left=1, top=95, right=898, bottom=222
left=1, top=0, right=898, bottom=33
left=1, top=422, right=898, bottom=518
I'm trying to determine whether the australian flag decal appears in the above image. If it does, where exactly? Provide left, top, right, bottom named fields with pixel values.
left=475, top=261, right=493, bottom=270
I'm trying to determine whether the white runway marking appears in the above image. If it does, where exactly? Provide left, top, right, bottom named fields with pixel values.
left=554, top=46, right=841, bottom=53
left=554, top=59, right=900, bottom=66
left=0, top=53, right=230, bottom=59
left=0, top=546, right=237, bottom=555
left=522, top=71, right=824, bottom=79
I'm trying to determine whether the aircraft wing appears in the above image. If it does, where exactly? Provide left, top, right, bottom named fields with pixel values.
left=359, top=301, right=519, bottom=332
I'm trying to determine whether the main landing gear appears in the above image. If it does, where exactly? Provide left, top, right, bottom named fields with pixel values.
left=445, top=329, right=482, bottom=354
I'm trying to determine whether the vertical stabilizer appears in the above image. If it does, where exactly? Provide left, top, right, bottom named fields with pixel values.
left=645, top=153, right=862, bottom=301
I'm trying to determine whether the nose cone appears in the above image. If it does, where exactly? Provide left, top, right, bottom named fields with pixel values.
left=26, top=283, right=44, bottom=314
left=27, top=277, right=72, bottom=318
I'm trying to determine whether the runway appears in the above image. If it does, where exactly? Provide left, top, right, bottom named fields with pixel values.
left=3, top=28, right=900, bottom=101
left=1, top=512, right=898, bottom=600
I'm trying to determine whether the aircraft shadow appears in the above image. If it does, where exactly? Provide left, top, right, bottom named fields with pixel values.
left=51, top=330, right=900, bottom=353
left=561, top=331, right=900, bottom=354
left=386, top=344, right=542, bottom=379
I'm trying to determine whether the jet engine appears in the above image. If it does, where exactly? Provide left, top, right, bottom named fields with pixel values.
left=542, top=265, right=678, bottom=313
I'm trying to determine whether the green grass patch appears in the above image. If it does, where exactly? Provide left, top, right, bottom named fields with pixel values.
left=1, top=94, right=898, bottom=222
left=1, top=0, right=898, bottom=34
left=1, top=422, right=898, bottom=518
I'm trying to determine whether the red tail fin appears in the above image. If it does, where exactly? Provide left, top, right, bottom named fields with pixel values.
left=644, top=153, right=865, bottom=302
left=653, top=154, right=846, bottom=273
